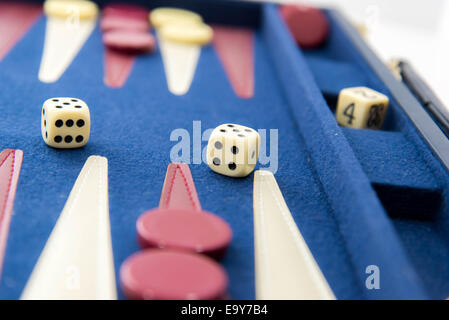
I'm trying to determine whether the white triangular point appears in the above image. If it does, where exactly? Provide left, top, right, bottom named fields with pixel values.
left=158, top=35, right=200, bottom=96
left=38, top=17, right=96, bottom=83
left=21, top=156, right=117, bottom=300
left=253, top=170, right=335, bottom=300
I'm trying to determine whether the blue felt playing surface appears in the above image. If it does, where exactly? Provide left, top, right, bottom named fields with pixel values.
left=0, top=0, right=448, bottom=300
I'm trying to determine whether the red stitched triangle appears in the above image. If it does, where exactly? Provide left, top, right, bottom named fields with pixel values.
left=213, top=25, right=254, bottom=99
left=0, top=2, right=42, bottom=61
left=159, top=163, right=202, bottom=212
left=104, top=48, right=136, bottom=88
left=0, top=149, right=23, bottom=277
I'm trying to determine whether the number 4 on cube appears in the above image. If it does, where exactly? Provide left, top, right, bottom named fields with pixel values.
left=336, top=87, right=389, bottom=130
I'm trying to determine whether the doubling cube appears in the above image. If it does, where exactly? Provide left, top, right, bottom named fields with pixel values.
left=41, top=97, right=90, bottom=148
left=336, top=87, right=389, bottom=129
left=207, top=124, right=260, bottom=178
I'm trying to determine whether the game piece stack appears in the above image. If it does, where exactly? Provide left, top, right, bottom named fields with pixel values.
left=149, top=8, right=213, bottom=95
left=120, top=163, right=232, bottom=300
left=101, top=4, right=155, bottom=53
left=101, top=4, right=155, bottom=88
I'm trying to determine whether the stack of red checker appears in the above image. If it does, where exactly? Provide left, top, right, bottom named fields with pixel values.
left=101, top=4, right=156, bottom=53
left=120, top=163, right=232, bottom=300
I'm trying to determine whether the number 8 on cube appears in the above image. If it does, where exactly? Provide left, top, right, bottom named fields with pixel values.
left=336, top=87, right=389, bottom=129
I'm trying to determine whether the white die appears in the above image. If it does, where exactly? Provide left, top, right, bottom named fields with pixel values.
left=207, top=124, right=260, bottom=178
left=41, top=97, right=90, bottom=148
left=336, top=87, right=389, bottom=129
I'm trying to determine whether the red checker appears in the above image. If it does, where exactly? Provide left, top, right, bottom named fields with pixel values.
left=137, top=208, right=232, bottom=260
left=103, top=4, right=149, bottom=20
left=120, top=249, right=228, bottom=300
left=100, top=15, right=150, bottom=32
left=103, top=30, right=156, bottom=53
left=280, top=4, right=329, bottom=49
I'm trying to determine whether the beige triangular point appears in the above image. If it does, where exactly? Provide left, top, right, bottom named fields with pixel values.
left=158, top=35, right=201, bottom=96
left=21, top=156, right=117, bottom=300
left=38, top=17, right=96, bottom=83
left=253, top=170, right=335, bottom=300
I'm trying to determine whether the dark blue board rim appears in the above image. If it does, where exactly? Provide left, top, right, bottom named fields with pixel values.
left=328, top=10, right=449, bottom=174
left=21, top=0, right=261, bottom=27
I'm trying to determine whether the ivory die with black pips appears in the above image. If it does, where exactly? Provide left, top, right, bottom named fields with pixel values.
left=336, top=87, right=389, bottom=129
left=41, top=97, right=90, bottom=148
left=207, top=123, right=260, bottom=178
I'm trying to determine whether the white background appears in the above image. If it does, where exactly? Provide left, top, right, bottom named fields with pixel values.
left=252, top=0, right=449, bottom=108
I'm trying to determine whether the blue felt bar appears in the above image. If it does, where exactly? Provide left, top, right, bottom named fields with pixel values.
left=343, top=129, right=440, bottom=190
left=344, top=129, right=442, bottom=220
left=303, top=56, right=368, bottom=98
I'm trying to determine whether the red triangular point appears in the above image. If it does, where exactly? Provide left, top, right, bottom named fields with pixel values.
left=104, top=48, right=136, bottom=88
left=159, top=163, right=202, bottom=212
left=0, top=3, right=42, bottom=61
left=212, top=25, right=254, bottom=99
left=0, top=149, right=23, bottom=278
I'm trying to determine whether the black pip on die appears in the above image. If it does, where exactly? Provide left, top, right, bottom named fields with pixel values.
left=41, top=97, right=90, bottom=148
left=207, top=124, right=260, bottom=178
